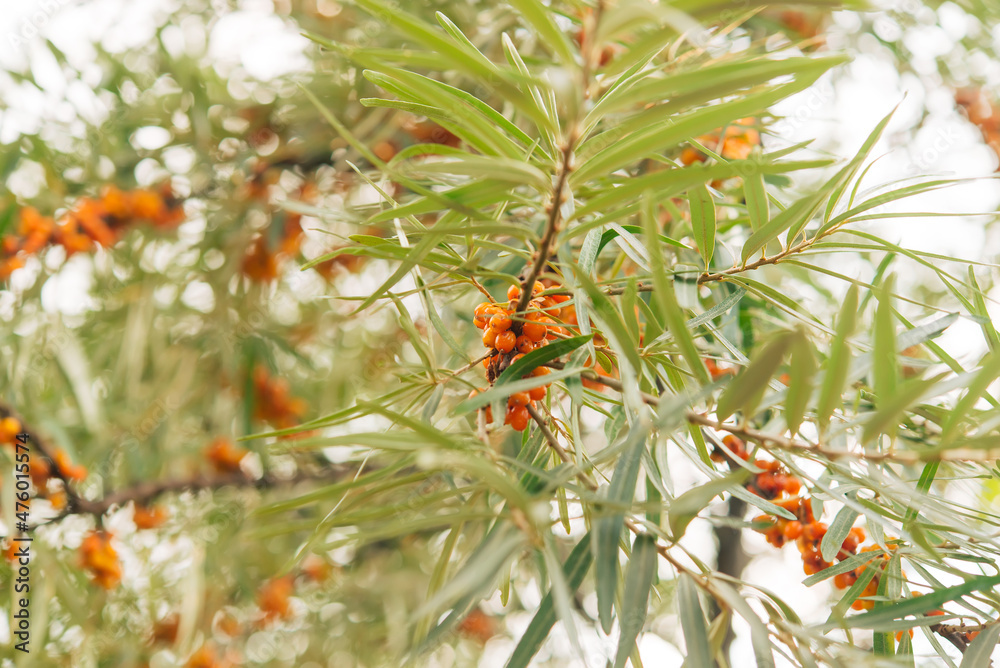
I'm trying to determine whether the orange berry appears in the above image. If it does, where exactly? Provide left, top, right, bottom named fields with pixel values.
left=509, top=392, right=530, bottom=407
left=528, top=386, right=546, bottom=401
left=133, top=504, right=169, bottom=530
left=79, top=531, right=122, bottom=589
left=784, top=521, right=803, bottom=540
left=507, top=405, right=530, bottom=431
left=507, top=285, right=521, bottom=300
left=495, top=331, right=516, bottom=353
left=490, top=312, right=512, bottom=331
left=783, top=477, right=801, bottom=495
left=205, top=437, right=247, bottom=473
left=257, top=576, right=295, bottom=623
left=482, top=328, right=499, bottom=348
left=458, top=608, right=496, bottom=644
left=0, top=416, right=21, bottom=444
left=522, top=317, right=547, bottom=342
left=515, top=335, right=535, bottom=354
left=52, top=448, right=87, bottom=482
left=833, top=571, right=858, bottom=590
left=301, top=554, right=332, bottom=583
left=530, top=365, right=551, bottom=378
left=474, top=302, right=493, bottom=319
left=531, top=282, right=544, bottom=295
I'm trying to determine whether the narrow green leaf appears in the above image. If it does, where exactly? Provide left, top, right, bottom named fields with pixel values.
left=861, top=374, right=943, bottom=445
left=959, top=623, right=1000, bottom=668
left=830, top=574, right=1000, bottom=630
left=507, top=0, right=576, bottom=65
left=455, top=367, right=587, bottom=415
left=668, top=471, right=750, bottom=541
left=717, top=331, right=797, bottom=421
left=744, top=161, right=769, bottom=232
left=873, top=274, right=898, bottom=408
left=595, top=425, right=649, bottom=633
left=817, top=285, right=859, bottom=433
left=614, top=535, right=658, bottom=668
left=677, top=574, right=712, bottom=667
left=505, top=534, right=594, bottom=668
left=689, top=184, right=716, bottom=269
left=496, top=335, right=593, bottom=387
left=785, top=331, right=815, bottom=436
left=819, top=506, right=860, bottom=563
left=940, top=351, right=1000, bottom=447
left=821, top=106, right=899, bottom=228
left=969, top=267, right=1000, bottom=352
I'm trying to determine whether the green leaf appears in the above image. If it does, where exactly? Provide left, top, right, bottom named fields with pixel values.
left=968, top=267, right=1000, bottom=352
left=455, top=367, right=587, bottom=415
left=506, top=0, right=576, bottom=66
left=740, top=189, right=824, bottom=264
left=819, top=506, right=860, bottom=563
left=573, top=77, right=828, bottom=186
left=689, top=184, right=716, bottom=269
left=495, top=335, right=593, bottom=386
left=861, top=374, right=943, bottom=445
left=505, top=534, right=594, bottom=668
left=940, top=351, right=1000, bottom=447
left=614, top=535, right=658, bottom=668
left=829, top=574, right=1000, bottom=630
left=872, top=553, right=900, bottom=656
left=711, top=580, right=776, bottom=668
left=415, top=523, right=526, bottom=619
left=717, top=330, right=798, bottom=421
left=668, top=471, right=750, bottom=541
left=595, top=425, right=649, bottom=633
left=960, top=623, right=1000, bottom=668
left=816, top=285, right=859, bottom=433
left=743, top=161, right=769, bottom=231
left=873, top=274, right=898, bottom=408
left=785, top=331, right=815, bottom=436
left=677, top=574, right=712, bottom=667
left=820, top=105, right=899, bottom=230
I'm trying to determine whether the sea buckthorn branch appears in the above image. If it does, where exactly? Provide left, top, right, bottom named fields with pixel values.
left=38, top=466, right=358, bottom=526
left=514, top=138, right=576, bottom=319
left=698, top=220, right=852, bottom=285
left=546, top=365, right=1000, bottom=465
left=0, top=401, right=85, bottom=510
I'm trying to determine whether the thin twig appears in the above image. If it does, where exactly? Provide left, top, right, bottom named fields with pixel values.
left=0, top=401, right=84, bottom=510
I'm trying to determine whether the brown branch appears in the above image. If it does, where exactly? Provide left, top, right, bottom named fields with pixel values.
left=0, top=401, right=84, bottom=510
left=542, top=364, right=1000, bottom=465
left=526, top=404, right=597, bottom=490
left=515, top=139, right=576, bottom=320
left=37, top=466, right=358, bottom=527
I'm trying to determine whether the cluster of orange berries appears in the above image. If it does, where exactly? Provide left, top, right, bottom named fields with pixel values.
left=472, top=282, right=572, bottom=431
left=680, top=117, right=760, bottom=166
left=252, top=365, right=307, bottom=429
left=457, top=608, right=498, bottom=644
left=241, top=183, right=315, bottom=282
left=3, top=183, right=183, bottom=280
left=79, top=530, right=122, bottom=589
left=205, top=437, right=248, bottom=474
left=715, top=435, right=884, bottom=609
left=185, top=643, right=239, bottom=668
left=133, top=504, right=169, bottom=530
left=1, top=415, right=86, bottom=510
left=955, top=88, right=1000, bottom=171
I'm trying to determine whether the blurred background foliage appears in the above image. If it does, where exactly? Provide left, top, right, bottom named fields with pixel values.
left=2, top=0, right=1000, bottom=667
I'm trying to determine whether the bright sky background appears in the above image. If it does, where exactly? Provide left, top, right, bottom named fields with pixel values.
left=1, top=0, right=999, bottom=665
